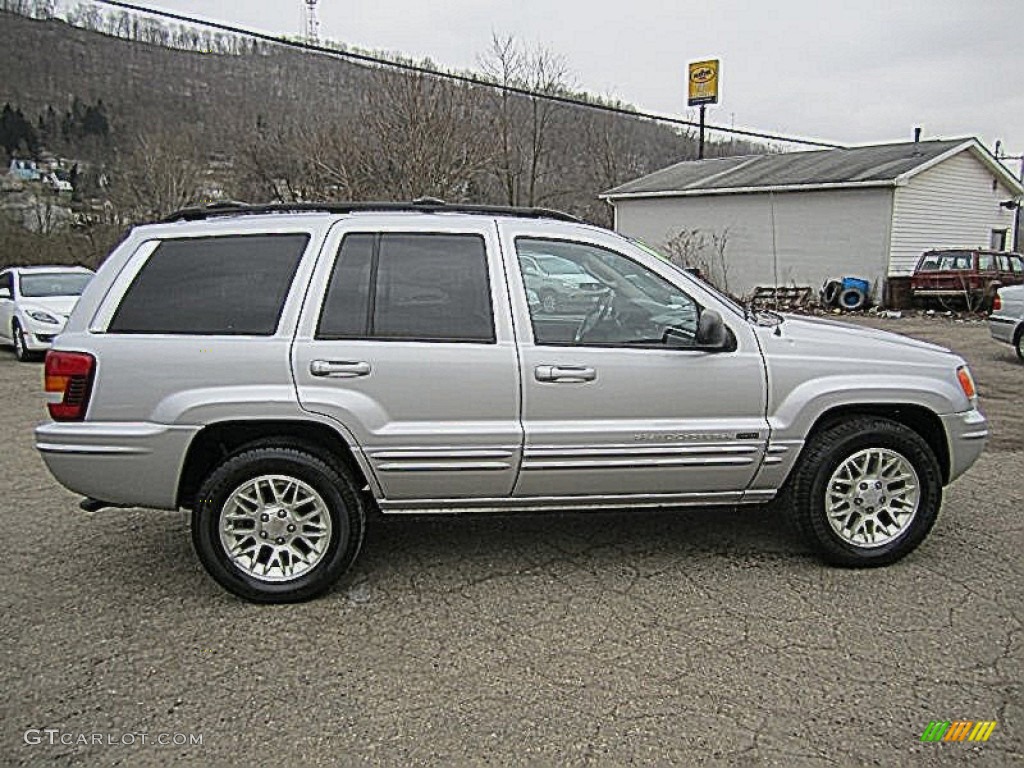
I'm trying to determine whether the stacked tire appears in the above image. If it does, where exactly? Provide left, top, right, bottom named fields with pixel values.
left=820, top=278, right=869, bottom=312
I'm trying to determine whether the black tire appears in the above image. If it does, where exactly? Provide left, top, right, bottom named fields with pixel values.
left=12, top=321, right=31, bottom=362
left=785, top=417, right=942, bottom=567
left=192, top=446, right=365, bottom=603
left=820, top=280, right=842, bottom=307
left=1015, top=326, right=1023, bottom=362
left=838, top=287, right=866, bottom=311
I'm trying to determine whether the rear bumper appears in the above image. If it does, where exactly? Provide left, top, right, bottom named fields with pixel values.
left=941, top=408, right=988, bottom=483
left=35, top=421, right=198, bottom=509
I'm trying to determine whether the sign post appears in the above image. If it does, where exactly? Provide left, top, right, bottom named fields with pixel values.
left=687, top=59, right=720, bottom=159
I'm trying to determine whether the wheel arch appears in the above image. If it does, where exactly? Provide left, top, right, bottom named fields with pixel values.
left=177, top=419, right=376, bottom=509
left=802, top=403, right=950, bottom=484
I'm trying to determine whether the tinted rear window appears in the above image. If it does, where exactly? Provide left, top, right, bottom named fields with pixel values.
left=109, top=234, right=309, bottom=335
left=317, top=233, right=494, bottom=343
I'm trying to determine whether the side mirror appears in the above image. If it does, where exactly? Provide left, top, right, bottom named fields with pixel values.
left=694, top=309, right=732, bottom=351
left=0, top=287, right=10, bottom=300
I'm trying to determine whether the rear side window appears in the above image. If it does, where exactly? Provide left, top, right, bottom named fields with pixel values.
left=318, top=233, right=494, bottom=343
left=109, top=234, right=309, bottom=335
left=977, top=254, right=996, bottom=271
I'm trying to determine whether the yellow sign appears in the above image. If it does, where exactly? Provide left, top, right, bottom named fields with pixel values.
left=688, top=59, right=720, bottom=106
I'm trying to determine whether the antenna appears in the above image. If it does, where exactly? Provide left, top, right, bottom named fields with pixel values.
left=304, top=0, right=320, bottom=43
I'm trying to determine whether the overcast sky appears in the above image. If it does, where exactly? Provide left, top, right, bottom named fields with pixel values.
left=136, top=0, right=1023, bottom=160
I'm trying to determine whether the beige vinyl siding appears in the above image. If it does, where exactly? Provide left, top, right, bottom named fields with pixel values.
left=888, top=151, right=1017, bottom=276
left=613, top=187, right=893, bottom=296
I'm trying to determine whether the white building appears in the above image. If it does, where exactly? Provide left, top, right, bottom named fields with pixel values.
left=601, top=139, right=1023, bottom=300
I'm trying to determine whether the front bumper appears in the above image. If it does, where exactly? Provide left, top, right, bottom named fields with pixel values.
left=22, top=319, right=66, bottom=351
left=988, top=315, right=1017, bottom=345
left=941, top=408, right=989, bottom=483
left=35, top=421, right=198, bottom=509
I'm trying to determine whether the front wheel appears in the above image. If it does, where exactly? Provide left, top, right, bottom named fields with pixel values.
left=192, top=446, right=365, bottom=602
left=786, top=417, right=942, bottom=567
left=12, top=321, right=31, bottom=362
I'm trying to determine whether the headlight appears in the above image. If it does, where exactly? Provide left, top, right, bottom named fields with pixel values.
left=956, top=365, right=977, bottom=400
left=27, top=310, right=60, bottom=324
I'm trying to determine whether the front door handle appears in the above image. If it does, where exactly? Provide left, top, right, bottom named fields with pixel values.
left=535, top=365, right=597, bottom=383
left=310, top=360, right=371, bottom=378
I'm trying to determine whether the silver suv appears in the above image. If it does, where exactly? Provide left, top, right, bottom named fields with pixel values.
left=36, top=202, right=988, bottom=602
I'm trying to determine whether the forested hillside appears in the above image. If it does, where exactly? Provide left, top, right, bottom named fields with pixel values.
left=0, top=4, right=761, bottom=264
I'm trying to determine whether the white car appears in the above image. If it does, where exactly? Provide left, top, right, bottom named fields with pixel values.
left=988, top=284, right=1024, bottom=360
left=0, top=266, right=94, bottom=361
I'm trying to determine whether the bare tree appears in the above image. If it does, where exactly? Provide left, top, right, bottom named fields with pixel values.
left=358, top=70, right=493, bottom=201
left=662, top=228, right=732, bottom=293
left=108, top=129, right=206, bottom=221
left=478, top=35, right=573, bottom=206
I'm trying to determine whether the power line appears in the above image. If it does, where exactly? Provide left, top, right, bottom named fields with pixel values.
left=91, top=0, right=845, bottom=150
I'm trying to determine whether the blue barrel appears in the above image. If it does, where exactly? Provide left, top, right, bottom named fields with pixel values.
left=842, top=276, right=871, bottom=296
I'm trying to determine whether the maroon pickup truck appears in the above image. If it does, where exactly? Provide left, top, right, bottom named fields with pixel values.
left=911, top=249, right=1024, bottom=310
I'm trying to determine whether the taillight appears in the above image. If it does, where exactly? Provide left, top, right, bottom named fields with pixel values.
left=44, top=351, right=95, bottom=421
left=992, top=293, right=1002, bottom=312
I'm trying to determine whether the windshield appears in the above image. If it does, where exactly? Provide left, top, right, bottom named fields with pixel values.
left=627, top=238, right=746, bottom=317
left=19, top=272, right=92, bottom=298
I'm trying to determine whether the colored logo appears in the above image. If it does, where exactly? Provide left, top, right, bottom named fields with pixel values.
left=690, top=67, right=715, bottom=84
left=920, top=721, right=997, bottom=742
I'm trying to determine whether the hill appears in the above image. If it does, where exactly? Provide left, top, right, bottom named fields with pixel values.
left=0, top=7, right=760, bottom=265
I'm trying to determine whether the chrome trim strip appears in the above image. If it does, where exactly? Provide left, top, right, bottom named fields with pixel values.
left=369, top=448, right=517, bottom=460
left=379, top=490, right=751, bottom=514
left=524, top=456, right=755, bottom=470
left=961, top=430, right=990, bottom=441
left=36, top=443, right=149, bottom=455
left=376, top=461, right=512, bottom=472
left=525, top=443, right=761, bottom=457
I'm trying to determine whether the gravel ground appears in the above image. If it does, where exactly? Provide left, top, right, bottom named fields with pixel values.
left=1, top=316, right=1020, bottom=766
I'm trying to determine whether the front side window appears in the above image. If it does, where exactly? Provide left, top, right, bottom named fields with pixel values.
left=516, top=238, right=700, bottom=347
left=318, top=232, right=494, bottom=343
left=977, top=254, right=997, bottom=271
left=108, top=234, right=309, bottom=335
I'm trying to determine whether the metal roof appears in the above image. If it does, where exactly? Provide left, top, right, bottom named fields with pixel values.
left=602, top=138, right=1024, bottom=199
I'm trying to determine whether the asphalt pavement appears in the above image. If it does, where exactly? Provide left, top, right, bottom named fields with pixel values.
left=1, top=322, right=1020, bottom=766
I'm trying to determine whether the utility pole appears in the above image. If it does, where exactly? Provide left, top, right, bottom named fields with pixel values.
left=1017, top=155, right=1023, bottom=253
left=997, top=147, right=1024, bottom=253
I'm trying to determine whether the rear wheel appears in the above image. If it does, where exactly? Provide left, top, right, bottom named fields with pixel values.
left=192, top=446, right=365, bottom=602
left=1015, top=328, right=1023, bottom=361
left=786, top=417, right=942, bottom=567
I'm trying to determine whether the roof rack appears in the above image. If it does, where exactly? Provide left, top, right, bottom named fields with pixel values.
left=161, top=198, right=581, bottom=224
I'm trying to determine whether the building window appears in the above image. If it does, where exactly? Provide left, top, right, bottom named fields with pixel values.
left=991, top=229, right=1008, bottom=251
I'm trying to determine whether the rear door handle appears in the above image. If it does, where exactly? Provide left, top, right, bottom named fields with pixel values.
left=310, top=360, right=371, bottom=378
left=535, top=365, right=597, bottom=383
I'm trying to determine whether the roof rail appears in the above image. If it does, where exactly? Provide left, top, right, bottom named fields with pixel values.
left=161, top=198, right=581, bottom=223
